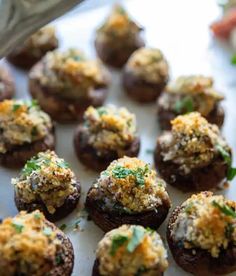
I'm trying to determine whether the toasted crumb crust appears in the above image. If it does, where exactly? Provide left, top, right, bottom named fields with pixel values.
left=0, top=128, right=55, bottom=168
left=154, top=138, right=229, bottom=192
left=157, top=100, right=224, bottom=130
left=122, top=69, right=168, bottom=103
left=94, top=35, right=145, bottom=69
left=74, top=125, right=140, bottom=171
left=167, top=205, right=236, bottom=275
left=85, top=186, right=170, bottom=232
left=14, top=181, right=81, bottom=222
left=29, top=62, right=109, bottom=123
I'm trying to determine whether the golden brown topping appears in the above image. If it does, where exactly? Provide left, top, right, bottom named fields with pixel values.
left=97, top=5, right=142, bottom=42
left=159, top=112, right=229, bottom=173
left=166, top=75, right=224, bottom=116
left=126, top=47, right=169, bottom=83
left=97, top=225, right=168, bottom=276
left=84, top=105, right=137, bottom=155
left=0, top=100, right=52, bottom=154
left=172, top=192, right=236, bottom=257
left=23, top=26, right=57, bottom=50
left=93, top=156, right=170, bottom=212
left=30, top=48, right=107, bottom=99
left=12, top=151, right=77, bottom=214
left=0, top=211, right=62, bottom=275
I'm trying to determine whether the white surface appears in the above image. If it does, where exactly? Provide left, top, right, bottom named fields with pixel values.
left=1, top=0, right=236, bottom=275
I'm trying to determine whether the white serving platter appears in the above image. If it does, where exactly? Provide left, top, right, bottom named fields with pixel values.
left=1, top=0, right=236, bottom=275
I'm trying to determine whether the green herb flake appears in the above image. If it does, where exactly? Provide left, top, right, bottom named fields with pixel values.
left=55, top=254, right=63, bottom=265
left=59, top=224, right=67, bottom=231
left=97, top=107, right=108, bottom=116
left=57, top=160, right=69, bottom=169
left=34, top=213, right=41, bottom=220
left=22, top=159, right=41, bottom=176
left=231, top=54, right=236, bottom=65
left=212, top=200, right=236, bottom=218
left=127, top=226, right=145, bottom=253
left=112, top=164, right=149, bottom=186
left=216, top=144, right=236, bottom=181
left=185, top=202, right=194, bottom=214
left=174, top=96, right=194, bottom=114
left=12, top=103, right=22, bottom=112
left=43, top=226, right=53, bottom=236
left=12, top=221, right=24, bottom=233
left=135, top=265, right=148, bottom=276
left=110, top=235, right=128, bottom=256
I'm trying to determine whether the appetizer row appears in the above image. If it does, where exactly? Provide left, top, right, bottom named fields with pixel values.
left=1, top=98, right=234, bottom=190
left=1, top=191, right=236, bottom=275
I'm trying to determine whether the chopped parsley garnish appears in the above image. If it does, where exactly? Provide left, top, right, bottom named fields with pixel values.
left=110, top=235, right=129, bottom=256
left=135, top=265, right=148, bottom=276
left=231, top=54, right=236, bottom=65
left=225, top=223, right=234, bottom=238
left=43, top=226, right=53, bottom=236
left=127, top=226, right=145, bottom=253
left=56, top=160, right=69, bottom=169
left=55, top=254, right=63, bottom=265
left=212, top=200, right=236, bottom=218
left=34, top=213, right=41, bottom=220
left=22, top=158, right=41, bottom=176
left=59, top=224, right=67, bottom=231
left=174, top=96, right=194, bottom=114
left=216, top=144, right=236, bottom=181
left=185, top=202, right=194, bottom=214
left=97, top=107, right=108, bottom=116
left=12, top=103, right=22, bottom=112
left=112, top=164, right=149, bottom=186
left=12, top=221, right=24, bottom=233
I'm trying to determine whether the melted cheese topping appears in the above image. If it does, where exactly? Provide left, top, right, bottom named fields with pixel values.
left=84, top=105, right=137, bottom=155
left=126, top=47, right=169, bottom=83
left=12, top=151, right=77, bottom=214
left=31, top=48, right=107, bottom=99
left=159, top=112, right=229, bottom=174
left=165, top=75, right=224, bottom=116
left=93, top=156, right=170, bottom=212
left=0, top=100, right=52, bottom=153
left=172, top=192, right=236, bottom=257
left=96, top=5, right=141, bottom=43
left=0, top=211, right=62, bottom=275
left=97, top=225, right=168, bottom=276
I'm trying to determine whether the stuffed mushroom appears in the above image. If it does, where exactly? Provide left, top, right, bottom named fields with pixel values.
left=154, top=112, right=233, bottom=192
left=167, top=191, right=236, bottom=275
left=0, top=99, right=55, bottom=168
left=85, top=156, right=171, bottom=232
left=13, top=150, right=81, bottom=221
left=7, top=26, right=59, bottom=69
left=93, top=225, right=168, bottom=276
left=0, top=66, right=15, bottom=101
left=157, top=75, right=224, bottom=130
left=122, top=47, right=169, bottom=103
left=95, top=5, right=145, bottom=68
left=29, top=48, right=110, bottom=123
left=74, top=105, right=140, bottom=171
left=0, top=210, right=74, bottom=276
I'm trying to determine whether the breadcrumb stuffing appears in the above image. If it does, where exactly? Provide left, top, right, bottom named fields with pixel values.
left=0, top=211, right=63, bottom=275
left=165, top=75, right=224, bottom=116
left=84, top=105, right=137, bottom=155
left=172, top=192, right=236, bottom=257
left=96, top=5, right=142, bottom=43
left=12, top=151, right=77, bottom=214
left=159, top=112, right=230, bottom=174
left=126, top=47, right=169, bottom=83
left=0, top=100, right=52, bottom=154
left=30, top=48, right=107, bottom=99
left=92, top=156, right=170, bottom=213
left=97, top=225, right=168, bottom=276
